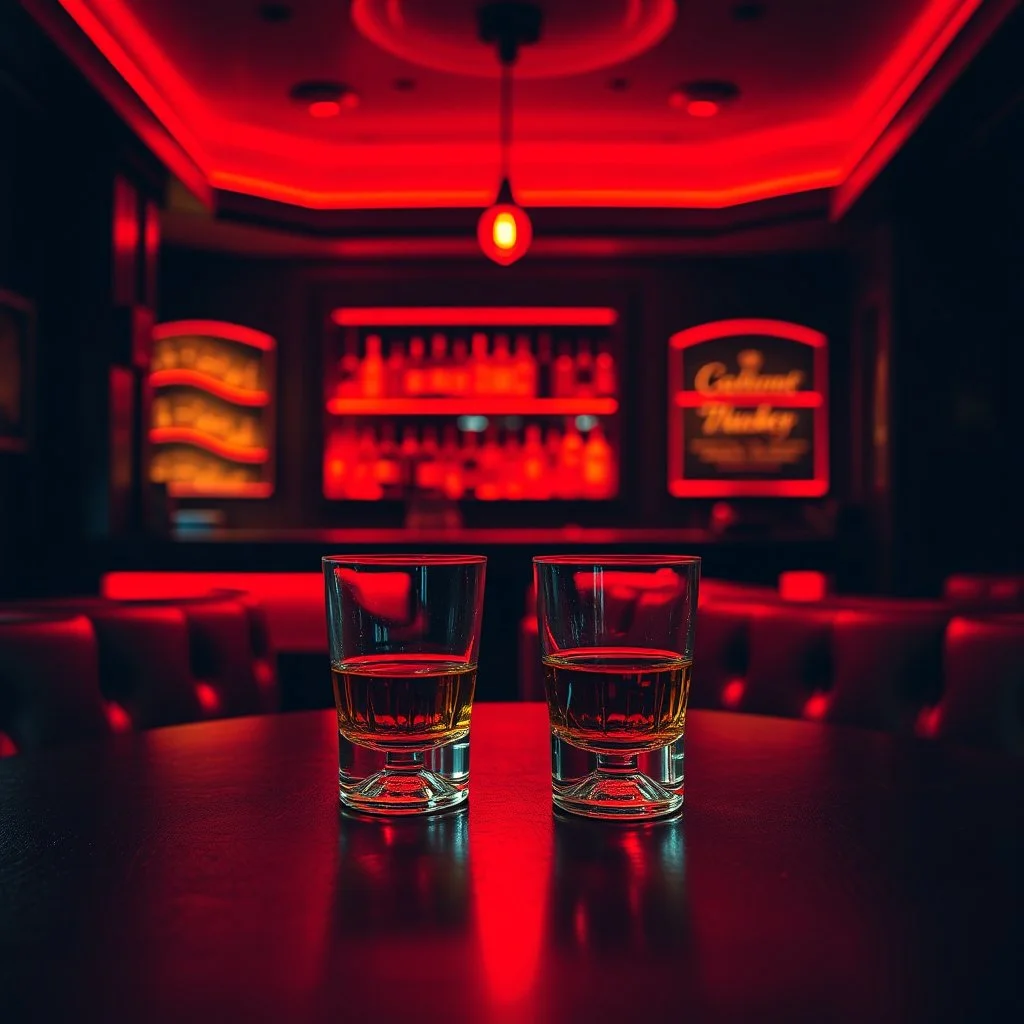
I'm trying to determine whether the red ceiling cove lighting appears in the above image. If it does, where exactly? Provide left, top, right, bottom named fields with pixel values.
left=45, top=0, right=998, bottom=211
left=476, top=2, right=540, bottom=265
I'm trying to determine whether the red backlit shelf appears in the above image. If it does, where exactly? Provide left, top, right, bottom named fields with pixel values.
left=332, top=307, right=618, bottom=327
left=149, top=428, right=270, bottom=464
left=326, top=398, right=618, bottom=417
left=324, top=306, right=622, bottom=501
left=151, top=369, right=271, bottom=407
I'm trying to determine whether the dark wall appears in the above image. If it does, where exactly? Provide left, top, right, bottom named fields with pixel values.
left=886, top=121, right=1024, bottom=593
left=157, top=247, right=851, bottom=534
left=0, top=4, right=164, bottom=598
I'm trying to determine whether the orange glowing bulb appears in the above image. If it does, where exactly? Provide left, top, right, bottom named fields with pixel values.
left=493, top=212, right=517, bottom=250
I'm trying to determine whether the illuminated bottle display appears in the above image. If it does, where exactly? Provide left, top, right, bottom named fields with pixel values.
left=323, top=312, right=620, bottom=501
left=150, top=321, right=276, bottom=498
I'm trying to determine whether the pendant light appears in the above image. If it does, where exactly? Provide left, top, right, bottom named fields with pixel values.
left=476, top=3, right=541, bottom=266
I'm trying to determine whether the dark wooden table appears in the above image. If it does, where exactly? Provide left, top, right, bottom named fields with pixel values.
left=1, top=706, right=1021, bottom=1023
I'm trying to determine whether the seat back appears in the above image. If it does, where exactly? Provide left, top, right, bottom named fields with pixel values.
left=0, top=612, right=111, bottom=754
left=178, top=597, right=265, bottom=718
left=926, top=616, right=1024, bottom=753
left=87, top=603, right=202, bottom=728
left=827, top=608, right=946, bottom=732
left=691, top=602, right=757, bottom=709
left=743, top=605, right=834, bottom=719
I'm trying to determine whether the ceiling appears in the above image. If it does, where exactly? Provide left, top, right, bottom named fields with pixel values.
left=36, top=0, right=1006, bottom=211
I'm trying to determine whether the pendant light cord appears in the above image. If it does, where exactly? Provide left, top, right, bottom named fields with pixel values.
left=500, top=60, right=513, bottom=182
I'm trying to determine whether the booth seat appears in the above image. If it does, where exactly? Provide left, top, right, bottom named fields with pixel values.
left=0, top=611, right=112, bottom=756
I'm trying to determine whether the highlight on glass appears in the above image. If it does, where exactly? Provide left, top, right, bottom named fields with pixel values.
left=534, top=554, right=700, bottom=820
left=323, top=554, right=486, bottom=815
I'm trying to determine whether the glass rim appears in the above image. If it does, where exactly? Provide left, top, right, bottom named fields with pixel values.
left=532, top=554, right=701, bottom=566
left=322, top=554, right=487, bottom=566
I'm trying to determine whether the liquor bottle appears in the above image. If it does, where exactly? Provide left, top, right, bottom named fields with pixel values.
left=353, top=428, right=383, bottom=500
left=471, top=333, right=491, bottom=396
left=560, top=423, right=584, bottom=498
left=451, top=337, right=470, bottom=396
left=553, top=342, right=575, bottom=398
left=513, top=334, right=537, bottom=397
left=492, top=333, right=513, bottom=394
left=503, top=427, right=525, bottom=500
left=575, top=340, right=594, bottom=397
left=361, top=334, right=385, bottom=399
left=338, top=337, right=360, bottom=398
left=429, top=333, right=449, bottom=396
left=595, top=344, right=616, bottom=396
left=153, top=396, right=172, bottom=429
left=406, top=336, right=426, bottom=396
left=461, top=429, right=480, bottom=495
left=325, top=427, right=356, bottom=498
left=387, top=341, right=406, bottom=397
left=536, top=331, right=552, bottom=398
left=476, top=427, right=502, bottom=500
left=440, top=425, right=464, bottom=499
left=416, top=427, right=442, bottom=491
left=582, top=424, right=614, bottom=498
left=375, top=423, right=401, bottom=488
left=521, top=424, right=549, bottom=499
left=400, top=425, right=420, bottom=467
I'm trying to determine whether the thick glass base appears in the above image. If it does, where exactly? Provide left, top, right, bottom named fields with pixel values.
left=339, top=733, right=470, bottom=816
left=551, top=734, right=684, bottom=821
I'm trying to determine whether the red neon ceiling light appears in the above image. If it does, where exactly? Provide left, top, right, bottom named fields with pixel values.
left=47, top=0, right=989, bottom=211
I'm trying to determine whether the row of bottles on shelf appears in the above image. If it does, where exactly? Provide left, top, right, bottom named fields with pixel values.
left=332, top=331, right=617, bottom=401
left=324, top=422, right=617, bottom=501
left=152, top=338, right=264, bottom=391
left=152, top=395, right=265, bottom=449
left=151, top=450, right=262, bottom=490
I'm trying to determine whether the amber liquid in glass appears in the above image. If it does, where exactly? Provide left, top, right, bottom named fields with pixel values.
left=544, top=648, right=692, bottom=754
left=332, top=655, right=476, bottom=752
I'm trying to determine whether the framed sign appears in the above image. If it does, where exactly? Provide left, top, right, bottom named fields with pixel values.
left=0, top=290, right=34, bottom=454
left=668, top=318, right=828, bottom=497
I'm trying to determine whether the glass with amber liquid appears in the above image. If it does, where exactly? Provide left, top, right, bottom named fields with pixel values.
left=324, top=555, right=486, bottom=815
left=535, top=555, right=700, bottom=820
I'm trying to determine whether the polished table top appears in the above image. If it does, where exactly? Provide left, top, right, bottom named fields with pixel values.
left=1, top=706, right=1021, bottom=1022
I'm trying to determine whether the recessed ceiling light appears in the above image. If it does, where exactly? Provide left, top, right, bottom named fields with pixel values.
left=258, top=3, right=292, bottom=23
left=290, top=81, right=359, bottom=117
left=308, top=100, right=341, bottom=118
left=686, top=99, right=719, bottom=118
left=670, top=80, right=740, bottom=116
left=609, top=77, right=630, bottom=92
left=732, top=2, right=766, bottom=21
left=393, top=77, right=416, bottom=91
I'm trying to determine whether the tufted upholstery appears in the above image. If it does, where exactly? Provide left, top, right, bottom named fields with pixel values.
left=173, top=596, right=269, bottom=718
left=88, top=603, right=203, bottom=728
left=944, top=574, right=1024, bottom=609
left=922, top=616, right=1024, bottom=754
left=825, top=607, right=947, bottom=732
left=0, top=612, right=111, bottom=754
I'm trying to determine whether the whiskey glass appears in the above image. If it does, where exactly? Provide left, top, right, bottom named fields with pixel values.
left=324, top=554, right=486, bottom=815
left=534, top=554, right=700, bottom=820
